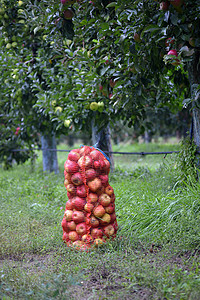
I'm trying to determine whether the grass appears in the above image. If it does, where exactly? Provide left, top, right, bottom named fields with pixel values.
left=0, top=141, right=200, bottom=299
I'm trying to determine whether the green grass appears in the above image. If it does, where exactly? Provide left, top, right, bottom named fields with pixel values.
left=0, top=141, right=200, bottom=299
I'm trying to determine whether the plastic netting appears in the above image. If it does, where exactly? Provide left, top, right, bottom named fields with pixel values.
left=61, top=145, right=118, bottom=250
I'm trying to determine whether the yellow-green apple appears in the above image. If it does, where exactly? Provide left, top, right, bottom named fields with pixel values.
left=99, top=175, right=109, bottom=186
left=69, top=231, right=79, bottom=242
left=72, top=210, right=85, bottom=223
left=67, top=220, right=76, bottom=231
left=88, top=178, right=102, bottom=192
left=89, top=215, right=100, bottom=227
left=84, top=202, right=94, bottom=212
left=72, top=196, right=86, bottom=211
left=78, top=155, right=93, bottom=169
left=85, top=168, right=96, bottom=181
left=93, top=205, right=106, bottom=218
left=99, top=213, right=111, bottom=225
left=76, top=184, right=87, bottom=197
left=105, top=185, right=114, bottom=196
left=90, top=102, right=99, bottom=111
left=64, top=209, right=73, bottom=221
left=68, top=150, right=80, bottom=162
left=64, top=160, right=79, bottom=174
left=103, top=224, right=115, bottom=237
left=105, top=203, right=115, bottom=214
left=71, top=172, right=83, bottom=186
left=66, top=183, right=76, bottom=194
left=86, top=192, right=98, bottom=203
left=91, top=228, right=103, bottom=239
left=76, top=222, right=87, bottom=236
left=99, top=193, right=111, bottom=207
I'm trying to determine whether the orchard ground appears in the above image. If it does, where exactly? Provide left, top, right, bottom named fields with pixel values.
left=0, top=140, right=200, bottom=299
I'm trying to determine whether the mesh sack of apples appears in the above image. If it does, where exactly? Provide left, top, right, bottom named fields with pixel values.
left=61, top=145, right=118, bottom=250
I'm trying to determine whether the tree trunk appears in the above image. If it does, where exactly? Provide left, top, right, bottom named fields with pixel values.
left=41, top=132, right=59, bottom=174
left=187, top=49, right=200, bottom=169
left=91, top=118, right=114, bottom=171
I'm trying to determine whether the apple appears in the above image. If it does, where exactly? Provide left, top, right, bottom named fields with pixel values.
left=89, top=215, right=99, bottom=227
left=63, top=8, right=74, bottom=20
left=63, top=231, right=69, bottom=242
left=99, top=213, right=111, bottom=225
left=90, top=149, right=101, bottom=160
left=67, top=220, right=76, bottom=231
left=61, top=0, right=76, bottom=4
left=169, top=0, right=183, bottom=8
left=86, top=192, right=98, bottom=203
left=76, top=184, right=87, bottom=197
left=65, top=200, right=74, bottom=210
left=80, top=146, right=92, bottom=156
left=71, top=172, right=83, bottom=186
left=72, top=210, right=85, bottom=223
left=84, top=202, right=94, bottom=212
left=160, top=1, right=169, bottom=10
left=88, top=178, right=102, bottom=192
left=167, top=49, right=178, bottom=57
left=85, top=168, right=96, bottom=181
left=110, top=212, right=117, bottom=223
left=97, top=102, right=104, bottom=112
left=64, top=160, right=79, bottom=174
left=109, top=78, right=116, bottom=88
left=61, top=217, right=69, bottom=232
left=99, top=175, right=109, bottom=186
left=82, top=234, right=93, bottom=243
left=105, top=185, right=114, bottom=196
left=93, top=160, right=100, bottom=169
left=93, top=238, right=104, bottom=247
left=69, top=231, right=79, bottom=242
left=64, top=209, right=73, bottom=221
left=72, top=196, right=86, bottom=211
left=91, top=228, right=103, bottom=239
left=105, top=203, right=115, bottom=214
left=103, top=159, right=110, bottom=171
left=167, top=49, right=180, bottom=66
left=165, top=37, right=175, bottom=47
left=134, top=33, right=141, bottom=43
left=104, top=224, right=115, bottom=237
left=76, top=222, right=87, bottom=236
left=68, top=150, right=80, bottom=162
left=64, top=171, right=71, bottom=181
left=93, top=205, right=106, bottom=218
left=64, top=119, right=71, bottom=127
left=78, top=155, right=93, bottom=169
left=99, top=193, right=111, bottom=207
left=99, top=84, right=103, bottom=91
left=90, top=102, right=99, bottom=111
left=66, top=183, right=76, bottom=194
left=64, top=178, right=70, bottom=188
left=96, top=185, right=105, bottom=196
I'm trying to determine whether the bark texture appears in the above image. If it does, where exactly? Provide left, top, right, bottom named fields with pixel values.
left=41, top=132, right=59, bottom=174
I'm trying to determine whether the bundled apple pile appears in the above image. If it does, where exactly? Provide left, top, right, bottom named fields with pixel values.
left=61, top=145, right=118, bottom=250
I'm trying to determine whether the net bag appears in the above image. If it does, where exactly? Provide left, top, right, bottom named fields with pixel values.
left=61, top=145, right=118, bottom=250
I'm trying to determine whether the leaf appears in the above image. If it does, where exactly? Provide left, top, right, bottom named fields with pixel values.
left=106, top=2, right=117, bottom=8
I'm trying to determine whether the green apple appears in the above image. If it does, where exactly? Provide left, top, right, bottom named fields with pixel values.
left=18, top=19, right=25, bottom=24
left=55, top=106, right=62, bottom=113
left=43, top=35, right=47, bottom=41
left=51, top=100, right=56, bottom=106
left=18, top=0, right=23, bottom=6
left=6, top=43, right=12, bottom=49
left=90, top=102, right=99, bottom=111
left=12, top=42, right=17, bottom=47
left=64, top=119, right=71, bottom=127
left=97, top=101, right=104, bottom=112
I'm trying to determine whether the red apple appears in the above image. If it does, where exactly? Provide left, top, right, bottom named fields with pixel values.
left=68, top=150, right=80, bottom=162
left=91, top=228, right=103, bottom=239
left=134, top=33, right=141, bottom=43
left=63, top=8, right=74, bottom=20
left=110, top=212, right=117, bottom=223
left=103, top=224, right=115, bottom=237
left=105, top=185, right=114, bottom=196
left=71, top=172, right=83, bottom=186
left=165, top=37, right=175, bottom=47
left=76, top=222, right=87, bottom=236
left=67, top=220, right=76, bottom=231
left=66, top=183, right=76, bottom=194
left=167, top=49, right=178, bottom=57
left=93, top=238, right=104, bottom=247
left=99, top=213, right=111, bottom=225
left=72, top=210, right=85, bottom=223
left=64, top=160, right=79, bottom=174
left=99, top=85, right=103, bottom=92
left=99, top=175, right=109, bottom=186
left=160, top=1, right=169, bottom=10
left=88, top=178, right=102, bottom=192
left=65, top=200, right=74, bottom=210
left=86, top=193, right=98, bottom=203
left=93, top=205, right=106, bottom=218
left=82, top=234, right=93, bottom=243
left=96, top=185, right=105, bottom=196
left=76, top=184, right=87, bottom=197
left=64, top=209, right=73, bottom=221
left=103, top=159, right=110, bottom=171
left=89, top=215, right=99, bottom=227
left=61, top=217, right=68, bottom=232
left=80, top=146, right=92, bottom=156
left=78, top=155, right=93, bottom=169
left=84, top=202, right=94, bottom=212
left=105, top=203, right=115, bottom=214
left=72, top=196, right=86, bottom=211
left=64, top=171, right=71, bottom=181
left=69, top=231, right=79, bottom=242
left=109, top=79, right=116, bottom=88
left=169, top=0, right=183, bottom=8
left=99, top=193, right=111, bottom=207
left=63, top=231, right=69, bottom=242
left=85, top=168, right=96, bottom=181
left=90, top=149, right=101, bottom=160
